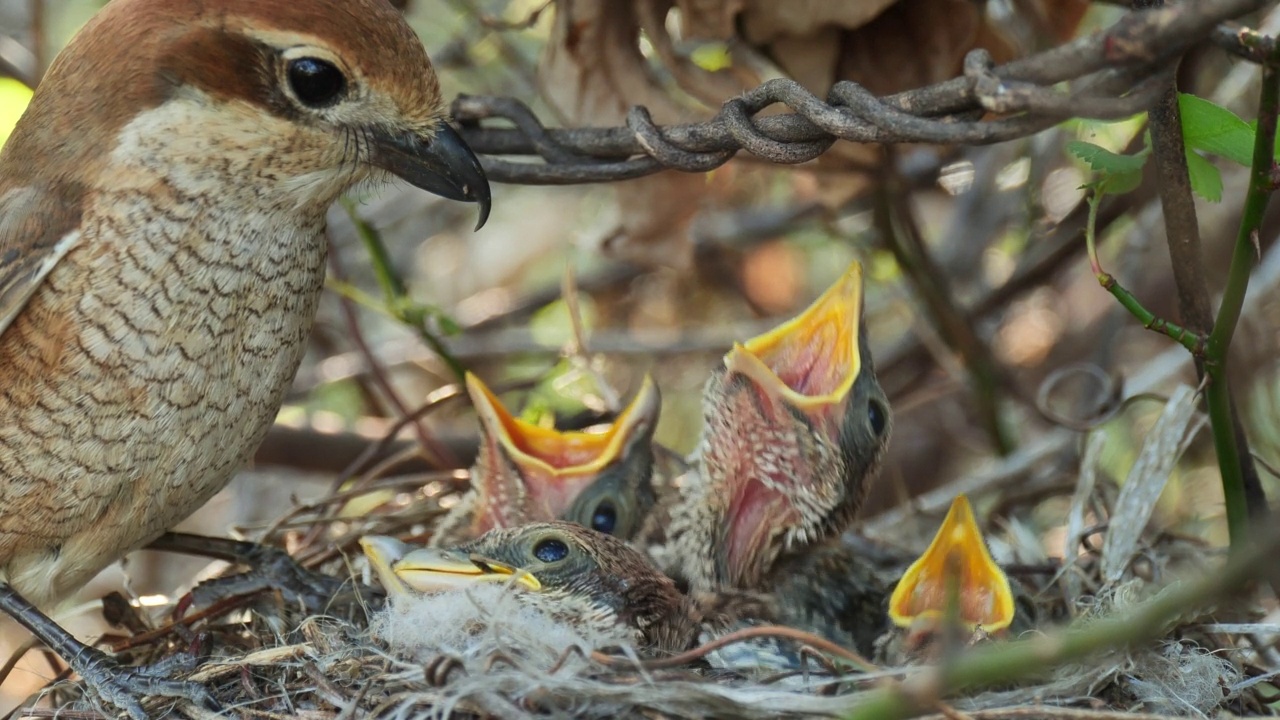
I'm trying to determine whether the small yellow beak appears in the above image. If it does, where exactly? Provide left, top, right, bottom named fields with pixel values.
left=724, top=262, right=863, bottom=410
left=360, top=535, right=542, bottom=596
left=887, top=494, right=1015, bottom=633
left=466, top=373, right=659, bottom=477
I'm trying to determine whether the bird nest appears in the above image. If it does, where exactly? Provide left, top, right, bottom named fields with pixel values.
left=15, top=506, right=1277, bottom=718
left=15, top=386, right=1280, bottom=719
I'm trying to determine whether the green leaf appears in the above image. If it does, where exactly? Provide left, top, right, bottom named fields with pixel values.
left=0, top=78, right=31, bottom=151
left=1184, top=150, right=1223, bottom=202
left=690, top=42, right=732, bottom=72
left=435, top=312, right=462, bottom=335
left=1067, top=140, right=1149, bottom=174
left=1096, top=169, right=1143, bottom=196
left=1179, top=93, right=1254, bottom=166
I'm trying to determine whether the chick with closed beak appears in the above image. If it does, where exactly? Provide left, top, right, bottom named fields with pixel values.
left=363, top=522, right=699, bottom=656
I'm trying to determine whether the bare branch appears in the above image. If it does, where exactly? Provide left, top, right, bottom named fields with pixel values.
left=450, top=0, right=1267, bottom=184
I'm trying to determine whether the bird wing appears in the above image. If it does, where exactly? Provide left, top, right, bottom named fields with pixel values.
left=0, top=184, right=85, bottom=338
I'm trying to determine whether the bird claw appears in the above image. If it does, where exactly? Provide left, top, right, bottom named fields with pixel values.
left=186, top=544, right=379, bottom=615
left=70, top=645, right=219, bottom=720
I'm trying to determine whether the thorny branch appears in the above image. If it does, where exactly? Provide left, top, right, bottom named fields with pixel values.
left=449, top=0, right=1268, bottom=185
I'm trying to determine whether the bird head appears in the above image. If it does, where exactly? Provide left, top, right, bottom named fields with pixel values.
left=682, top=262, right=891, bottom=591
left=2, top=0, right=489, bottom=227
left=435, top=374, right=660, bottom=544
left=362, top=522, right=694, bottom=652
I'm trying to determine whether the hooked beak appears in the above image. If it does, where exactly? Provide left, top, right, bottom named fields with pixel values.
left=887, top=494, right=1015, bottom=633
left=360, top=535, right=541, bottom=597
left=369, top=122, right=491, bottom=231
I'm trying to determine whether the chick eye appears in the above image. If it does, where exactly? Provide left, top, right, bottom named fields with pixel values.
left=287, top=58, right=346, bottom=107
left=868, top=399, right=888, bottom=437
left=533, top=537, right=569, bottom=564
left=590, top=501, right=618, bottom=535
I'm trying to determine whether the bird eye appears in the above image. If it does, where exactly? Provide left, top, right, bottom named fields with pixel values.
left=286, top=57, right=346, bottom=108
left=868, top=399, right=888, bottom=437
left=532, top=537, right=569, bottom=564
left=590, top=501, right=618, bottom=535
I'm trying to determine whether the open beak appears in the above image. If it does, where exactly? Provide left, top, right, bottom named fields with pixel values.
left=369, top=122, right=491, bottom=231
left=887, top=494, right=1015, bottom=633
left=467, top=373, right=659, bottom=518
left=360, top=535, right=541, bottom=597
left=704, top=263, right=868, bottom=586
left=724, top=262, right=864, bottom=420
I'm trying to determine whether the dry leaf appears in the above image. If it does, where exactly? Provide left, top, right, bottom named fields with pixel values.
left=539, top=0, right=1090, bottom=261
left=1100, top=384, right=1205, bottom=584
left=541, top=0, right=750, bottom=270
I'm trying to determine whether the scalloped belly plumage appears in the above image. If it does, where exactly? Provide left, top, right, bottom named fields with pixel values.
left=0, top=200, right=327, bottom=608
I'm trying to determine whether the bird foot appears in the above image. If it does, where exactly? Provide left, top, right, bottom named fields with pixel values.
left=149, top=532, right=382, bottom=617
left=65, top=645, right=218, bottom=720
left=184, top=544, right=379, bottom=616
left=0, top=582, right=217, bottom=720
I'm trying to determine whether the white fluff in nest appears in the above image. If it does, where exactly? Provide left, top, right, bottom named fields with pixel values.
left=370, top=582, right=635, bottom=667
left=1127, top=641, right=1241, bottom=717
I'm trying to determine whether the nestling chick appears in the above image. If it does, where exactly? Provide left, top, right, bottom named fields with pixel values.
left=0, top=0, right=488, bottom=716
left=432, top=373, right=661, bottom=545
left=363, top=522, right=699, bottom=655
left=636, top=262, right=893, bottom=663
left=662, top=262, right=891, bottom=593
left=880, top=494, right=1016, bottom=664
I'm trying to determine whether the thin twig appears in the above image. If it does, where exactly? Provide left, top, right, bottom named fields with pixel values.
left=876, top=169, right=1013, bottom=455
left=341, top=200, right=467, bottom=383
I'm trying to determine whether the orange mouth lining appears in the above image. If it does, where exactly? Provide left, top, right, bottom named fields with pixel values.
left=728, top=263, right=864, bottom=409
left=467, top=374, right=657, bottom=475
left=887, top=494, right=1015, bottom=632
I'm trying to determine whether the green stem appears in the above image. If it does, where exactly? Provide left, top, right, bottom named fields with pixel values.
left=1206, top=363, right=1248, bottom=549
left=341, top=199, right=467, bottom=382
left=1208, top=68, right=1280, bottom=364
left=1204, top=53, right=1280, bottom=549
left=1085, top=192, right=1104, bottom=277
left=324, top=277, right=398, bottom=319
left=1085, top=193, right=1203, bottom=354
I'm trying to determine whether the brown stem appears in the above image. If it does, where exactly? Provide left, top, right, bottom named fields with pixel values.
left=1140, top=11, right=1266, bottom=520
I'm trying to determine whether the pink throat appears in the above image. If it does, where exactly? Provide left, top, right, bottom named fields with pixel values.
left=705, top=378, right=805, bottom=588
left=722, top=476, right=794, bottom=588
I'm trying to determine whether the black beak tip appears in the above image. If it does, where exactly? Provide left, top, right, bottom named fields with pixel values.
left=370, top=122, right=492, bottom=233
left=437, top=123, right=490, bottom=232
left=472, top=188, right=491, bottom=232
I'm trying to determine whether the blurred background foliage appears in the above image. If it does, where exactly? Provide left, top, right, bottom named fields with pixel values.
left=1, top=0, right=1276, bottom=538
left=1, top=0, right=1279, bottom=708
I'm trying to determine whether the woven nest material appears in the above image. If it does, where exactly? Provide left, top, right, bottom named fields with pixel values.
left=19, top=578, right=1275, bottom=719
left=16, top=508, right=1276, bottom=719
